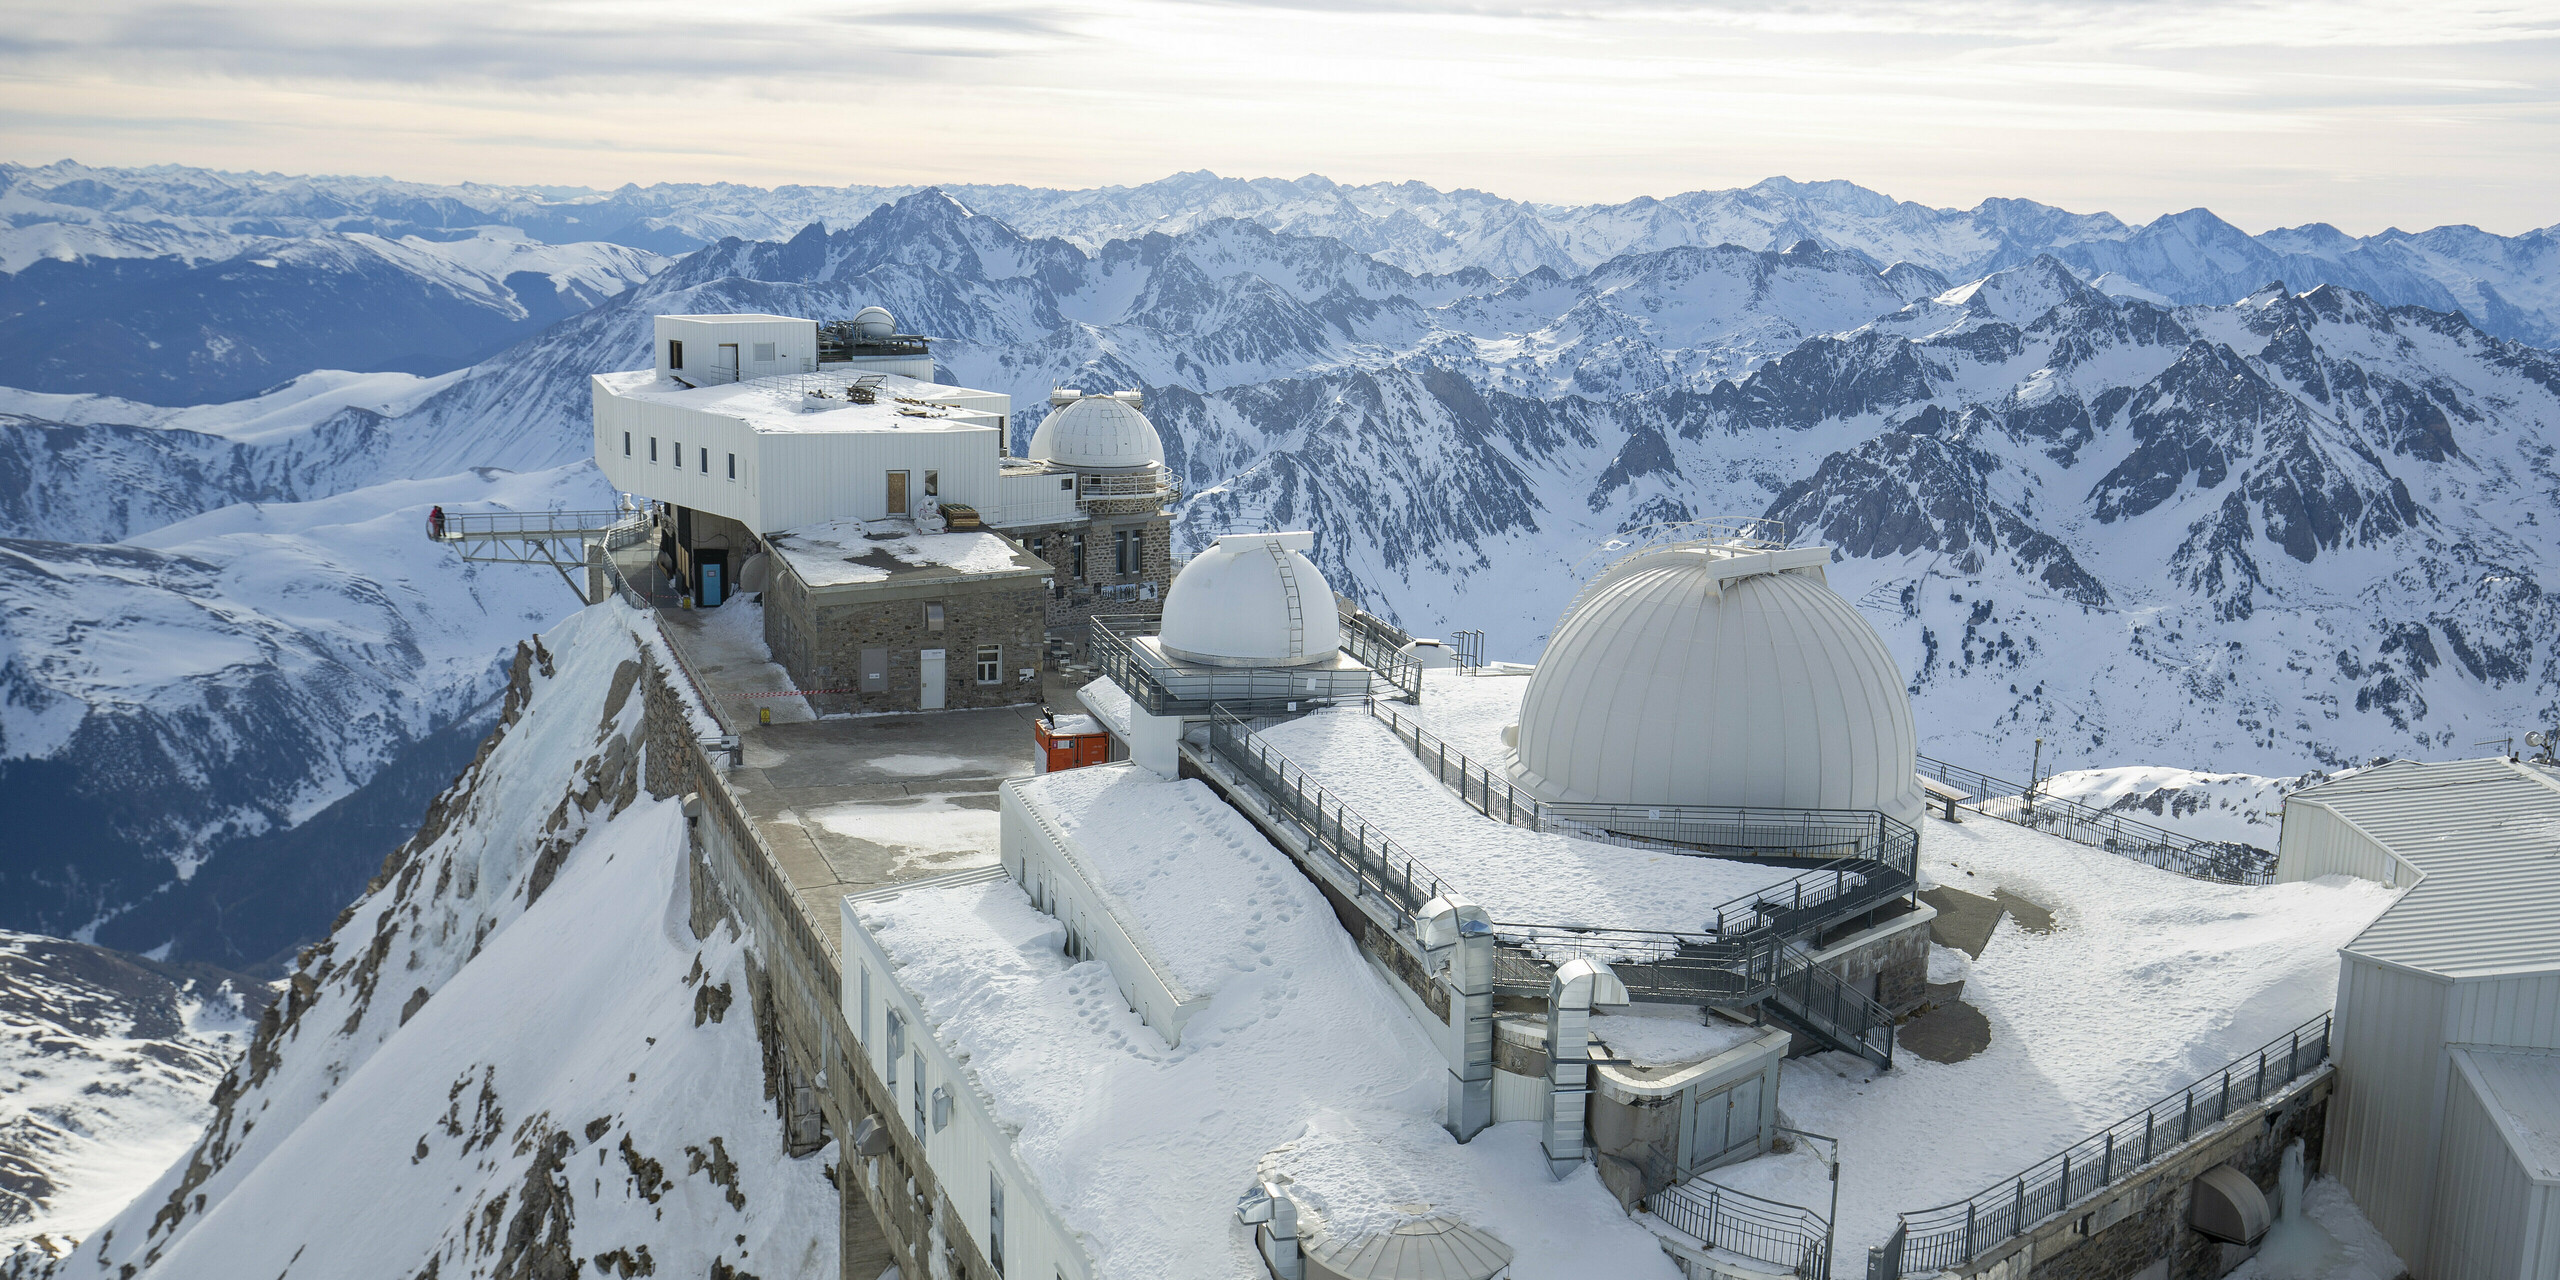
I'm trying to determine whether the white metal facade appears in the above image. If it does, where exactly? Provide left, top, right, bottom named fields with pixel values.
left=2284, top=758, right=2560, bottom=1277
left=654, top=315, right=817, bottom=380
left=998, top=774, right=1211, bottom=1045
left=840, top=872, right=1092, bottom=1280
left=2433, top=1048, right=2560, bottom=1280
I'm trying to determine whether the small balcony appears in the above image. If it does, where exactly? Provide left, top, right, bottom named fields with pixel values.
left=1075, top=466, right=1180, bottom=507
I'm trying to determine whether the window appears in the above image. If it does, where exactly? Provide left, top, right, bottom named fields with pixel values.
left=649, top=437, right=659, bottom=463
left=923, top=469, right=939, bottom=497
left=976, top=646, right=1001, bottom=684
left=924, top=602, right=946, bottom=633
left=912, top=1052, right=926, bottom=1133
left=1115, top=529, right=1137, bottom=576
left=1070, top=534, right=1085, bottom=579
left=668, top=339, right=684, bottom=370
left=1059, top=477, right=1074, bottom=492
left=753, top=342, right=775, bottom=362
left=727, top=452, right=736, bottom=480
left=673, top=441, right=683, bottom=469
left=990, top=1175, right=1007, bottom=1275
left=886, top=1011, right=904, bottom=1095
left=699, top=447, right=709, bottom=474
left=858, top=968, right=871, bottom=1045
left=622, top=431, right=631, bottom=457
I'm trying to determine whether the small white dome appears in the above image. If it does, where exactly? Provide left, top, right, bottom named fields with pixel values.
left=851, top=306, right=896, bottom=339
left=1508, top=544, right=1921, bottom=826
left=1159, top=532, right=1343, bottom=668
left=1028, top=394, right=1165, bottom=472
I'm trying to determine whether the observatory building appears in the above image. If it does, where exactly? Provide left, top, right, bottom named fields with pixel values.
left=591, top=311, right=1180, bottom=711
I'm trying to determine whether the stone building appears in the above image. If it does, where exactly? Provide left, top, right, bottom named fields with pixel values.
left=759, top=519, right=1048, bottom=715
left=999, top=389, right=1181, bottom=651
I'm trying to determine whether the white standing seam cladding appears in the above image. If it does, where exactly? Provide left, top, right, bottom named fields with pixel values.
left=2433, top=1048, right=2560, bottom=1280
left=2281, top=757, right=2560, bottom=1273
left=1507, top=547, right=1921, bottom=825
left=840, top=871, right=1092, bottom=1280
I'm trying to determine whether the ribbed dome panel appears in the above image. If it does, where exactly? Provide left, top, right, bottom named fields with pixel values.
left=1507, top=554, right=1920, bottom=825
left=1158, top=533, right=1343, bottom=668
left=1027, top=395, right=1165, bottom=471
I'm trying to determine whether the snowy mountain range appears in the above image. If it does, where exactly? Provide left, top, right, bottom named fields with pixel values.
left=0, top=164, right=2555, bottom=1270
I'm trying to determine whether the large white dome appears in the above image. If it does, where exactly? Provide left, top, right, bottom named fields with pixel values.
left=1158, top=532, right=1343, bottom=668
left=1507, top=544, right=1922, bottom=826
left=1028, top=393, right=1164, bottom=472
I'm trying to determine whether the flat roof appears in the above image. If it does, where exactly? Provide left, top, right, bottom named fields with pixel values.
left=657, top=312, right=810, bottom=323
left=2295, top=757, right=2560, bottom=978
left=844, top=771, right=1682, bottom=1279
left=595, top=367, right=997, bottom=436
left=2452, top=1046, right=2560, bottom=1181
left=768, top=518, right=1046, bottom=591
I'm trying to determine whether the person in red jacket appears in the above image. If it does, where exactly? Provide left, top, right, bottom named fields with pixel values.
left=429, top=505, right=445, bottom=538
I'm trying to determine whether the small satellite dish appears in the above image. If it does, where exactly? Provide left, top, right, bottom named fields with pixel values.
left=2530, top=731, right=2548, bottom=749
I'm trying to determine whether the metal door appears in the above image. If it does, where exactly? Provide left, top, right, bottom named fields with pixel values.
left=860, top=648, right=887, bottom=694
left=716, top=343, right=739, bottom=379
left=919, top=648, right=945, bottom=710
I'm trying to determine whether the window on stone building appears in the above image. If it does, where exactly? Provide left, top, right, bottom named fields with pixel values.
left=1070, top=534, right=1085, bottom=579
left=976, top=647, right=1001, bottom=684
left=925, top=602, right=946, bottom=632
left=1115, top=529, right=1136, bottom=576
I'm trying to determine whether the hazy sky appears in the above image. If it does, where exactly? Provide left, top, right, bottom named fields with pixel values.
left=3, top=0, right=2554, bottom=234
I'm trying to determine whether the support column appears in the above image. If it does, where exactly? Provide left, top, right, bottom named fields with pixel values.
left=1541, top=957, right=1629, bottom=1178
left=1420, top=895, right=1495, bottom=1141
left=586, top=540, right=609, bottom=606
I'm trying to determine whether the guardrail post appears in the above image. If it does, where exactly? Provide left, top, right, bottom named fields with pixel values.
left=2012, top=1178, right=2024, bottom=1234
left=2057, top=1152, right=2070, bottom=1213
left=2141, top=1112, right=2153, bottom=1166
left=2101, top=1131, right=2114, bottom=1184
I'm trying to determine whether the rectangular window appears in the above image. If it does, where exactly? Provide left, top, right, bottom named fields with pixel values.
left=753, top=342, right=775, bottom=362
left=622, top=431, right=631, bottom=457
left=673, top=441, right=683, bottom=469
left=668, top=339, right=684, bottom=370
left=1115, top=529, right=1136, bottom=576
left=1059, top=477, right=1073, bottom=492
left=858, top=968, right=871, bottom=1045
left=923, top=469, right=939, bottom=497
left=727, top=452, right=736, bottom=480
left=990, top=1174, right=1007, bottom=1275
left=649, top=437, right=659, bottom=463
left=924, top=602, right=946, bottom=633
left=699, top=448, right=708, bottom=474
left=885, top=1011, right=902, bottom=1095
left=1070, top=534, right=1085, bottom=580
left=976, top=646, right=1000, bottom=684
left=912, top=1052, right=926, bottom=1133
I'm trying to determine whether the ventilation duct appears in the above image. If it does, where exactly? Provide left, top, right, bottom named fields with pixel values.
left=2190, top=1164, right=2272, bottom=1245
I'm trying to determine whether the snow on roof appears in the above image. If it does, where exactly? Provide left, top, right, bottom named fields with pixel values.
left=849, top=812, right=1679, bottom=1279
left=593, top=367, right=994, bottom=435
left=2450, top=1046, right=2560, bottom=1180
left=1587, top=1007, right=1765, bottom=1067
left=1009, top=765, right=1304, bottom=995
left=767, top=518, right=1043, bottom=590
left=1248, top=698, right=1799, bottom=936
left=1705, top=814, right=2398, bottom=1253
left=1076, top=676, right=1134, bottom=739
left=2292, top=757, right=2560, bottom=977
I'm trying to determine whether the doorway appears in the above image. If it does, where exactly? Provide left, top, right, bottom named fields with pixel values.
left=887, top=470, right=910, bottom=516
left=715, top=343, right=739, bottom=380
left=918, top=648, right=946, bottom=710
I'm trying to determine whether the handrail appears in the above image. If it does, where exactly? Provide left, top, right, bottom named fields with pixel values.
left=1914, top=755, right=2273, bottom=884
left=429, top=508, right=629, bottom=540
left=1653, top=1176, right=1832, bottom=1280
left=1883, top=1012, right=2333, bottom=1277
left=1087, top=616, right=1373, bottom=718
left=1366, top=698, right=1918, bottom=938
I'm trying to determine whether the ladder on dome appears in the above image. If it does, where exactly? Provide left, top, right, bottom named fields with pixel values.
left=1262, top=538, right=1306, bottom=660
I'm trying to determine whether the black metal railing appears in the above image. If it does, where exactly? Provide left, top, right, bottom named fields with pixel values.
left=1914, top=756, right=2273, bottom=884
left=1653, top=1177, right=1832, bottom=1280
left=1205, top=707, right=1446, bottom=922
left=1088, top=616, right=1373, bottom=717
left=1884, top=1013, right=2333, bottom=1277
left=1336, top=601, right=1424, bottom=703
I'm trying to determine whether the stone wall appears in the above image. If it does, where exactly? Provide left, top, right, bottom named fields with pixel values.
left=1020, top=516, right=1174, bottom=649
left=641, top=650, right=1003, bottom=1280
left=1948, top=1070, right=2335, bottom=1280
left=763, top=568, right=1046, bottom=716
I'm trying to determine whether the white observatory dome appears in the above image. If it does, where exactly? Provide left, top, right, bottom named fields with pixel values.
left=851, top=306, right=896, bottom=339
left=1028, top=393, right=1165, bottom=473
left=1158, top=532, right=1343, bottom=668
left=1507, top=545, right=1922, bottom=826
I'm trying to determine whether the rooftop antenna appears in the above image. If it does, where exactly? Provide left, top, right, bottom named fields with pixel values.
left=2527, top=730, right=2558, bottom=766
left=2476, top=735, right=2517, bottom=760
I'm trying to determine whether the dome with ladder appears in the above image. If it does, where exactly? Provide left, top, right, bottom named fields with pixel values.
left=1158, top=532, right=1342, bottom=668
left=1028, top=391, right=1165, bottom=473
left=1505, top=538, right=1923, bottom=826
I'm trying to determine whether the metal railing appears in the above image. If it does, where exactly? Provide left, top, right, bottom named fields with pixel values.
left=1883, top=1012, right=2333, bottom=1278
left=1205, top=706, right=1447, bottom=922
left=1914, top=756, right=2274, bottom=885
left=1088, top=616, right=1374, bottom=718
left=1074, top=467, right=1181, bottom=503
left=1335, top=601, right=1424, bottom=703
left=1653, top=1177, right=1832, bottom=1280
left=428, top=508, right=630, bottom=541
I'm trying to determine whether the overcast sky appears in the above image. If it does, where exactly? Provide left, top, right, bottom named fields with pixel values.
left=2, top=0, right=2553, bottom=234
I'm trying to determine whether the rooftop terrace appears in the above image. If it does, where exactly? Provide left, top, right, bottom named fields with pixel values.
left=766, top=518, right=1046, bottom=591
left=595, top=367, right=998, bottom=435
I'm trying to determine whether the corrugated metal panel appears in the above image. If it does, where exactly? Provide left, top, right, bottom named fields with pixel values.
left=2434, top=1049, right=2560, bottom=1280
left=2274, top=800, right=2406, bottom=884
left=2291, top=758, right=2560, bottom=978
left=2452, top=973, right=2560, bottom=1052
left=2331, top=955, right=2454, bottom=1267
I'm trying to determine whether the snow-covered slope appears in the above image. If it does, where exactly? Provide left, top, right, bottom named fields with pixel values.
left=16, top=605, right=836, bottom=1278
left=0, top=465, right=599, bottom=968
left=0, top=934, right=269, bottom=1263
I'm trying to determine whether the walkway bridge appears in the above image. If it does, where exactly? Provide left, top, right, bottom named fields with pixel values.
left=426, top=507, right=646, bottom=602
